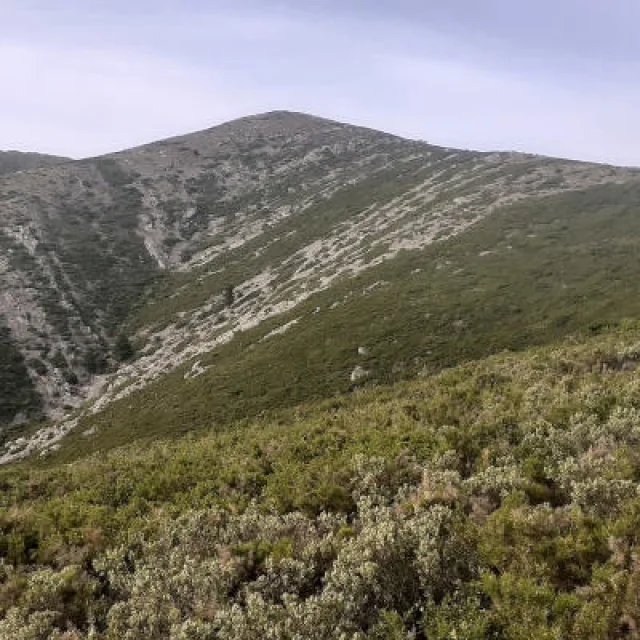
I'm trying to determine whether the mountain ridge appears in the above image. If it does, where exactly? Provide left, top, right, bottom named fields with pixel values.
left=0, top=150, right=72, bottom=176
left=17, top=109, right=635, bottom=169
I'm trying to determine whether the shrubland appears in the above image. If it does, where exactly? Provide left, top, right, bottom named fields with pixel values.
left=4, top=324, right=640, bottom=637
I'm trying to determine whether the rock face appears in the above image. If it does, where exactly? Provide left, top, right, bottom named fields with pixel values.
left=0, top=110, right=639, bottom=439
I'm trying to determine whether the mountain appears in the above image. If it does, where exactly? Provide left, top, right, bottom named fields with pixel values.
left=0, top=150, right=70, bottom=176
left=5, top=112, right=640, bottom=638
left=1, top=111, right=640, bottom=461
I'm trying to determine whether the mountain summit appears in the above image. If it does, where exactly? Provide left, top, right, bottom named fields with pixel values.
left=1, top=111, right=640, bottom=461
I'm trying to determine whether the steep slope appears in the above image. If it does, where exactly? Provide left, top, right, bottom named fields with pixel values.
left=0, top=151, right=70, bottom=176
left=14, top=178, right=640, bottom=462
left=1, top=111, right=640, bottom=455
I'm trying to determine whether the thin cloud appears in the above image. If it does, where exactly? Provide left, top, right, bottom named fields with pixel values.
left=1, top=1, right=639, bottom=165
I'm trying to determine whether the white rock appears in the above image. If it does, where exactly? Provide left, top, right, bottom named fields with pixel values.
left=350, top=365, right=369, bottom=382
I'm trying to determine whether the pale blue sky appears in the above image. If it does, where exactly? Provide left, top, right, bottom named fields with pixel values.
left=2, top=1, right=640, bottom=165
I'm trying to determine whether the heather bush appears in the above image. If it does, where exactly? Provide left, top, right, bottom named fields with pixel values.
left=5, top=327, right=640, bottom=637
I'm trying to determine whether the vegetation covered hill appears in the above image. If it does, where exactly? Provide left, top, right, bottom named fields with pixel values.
left=4, top=112, right=640, bottom=638
left=0, top=111, right=456, bottom=423
left=3, top=325, right=640, bottom=637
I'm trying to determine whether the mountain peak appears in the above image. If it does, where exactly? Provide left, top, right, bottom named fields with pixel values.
left=130, top=110, right=394, bottom=158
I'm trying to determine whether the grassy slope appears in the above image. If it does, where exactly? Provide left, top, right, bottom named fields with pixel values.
left=55, top=179, right=640, bottom=459
left=4, top=325, right=640, bottom=637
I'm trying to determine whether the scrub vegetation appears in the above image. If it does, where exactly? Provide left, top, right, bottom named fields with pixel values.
left=4, top=325, right=640, bottom=637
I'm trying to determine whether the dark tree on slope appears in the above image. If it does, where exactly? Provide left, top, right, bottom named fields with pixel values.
left=223, top=284, right=234, bottom=307
left=115, top=334, right=134, bottom=362
left=84, top=347, right=109, bottom=375
left=0, top=326, right=41, bottom=424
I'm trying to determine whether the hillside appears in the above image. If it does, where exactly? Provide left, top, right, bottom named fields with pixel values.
left=1, top=111, right=444, bottom=424
left=3, top=325, right=640, bottom=638
left=2, top=111, right=640, bottom=460
left=0, top=151, right=70, bottom=177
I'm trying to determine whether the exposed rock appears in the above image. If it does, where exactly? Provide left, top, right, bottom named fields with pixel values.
left=351, top=365, right=370, bottom=383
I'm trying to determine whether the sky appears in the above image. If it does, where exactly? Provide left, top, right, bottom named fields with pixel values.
left=2, top=1, right=640, bottom=165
